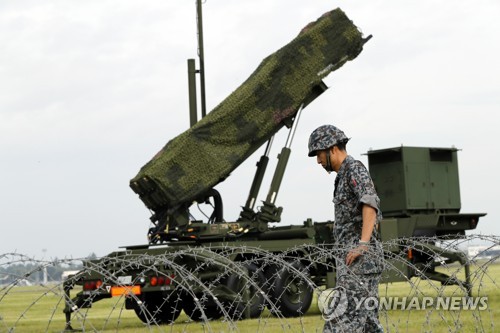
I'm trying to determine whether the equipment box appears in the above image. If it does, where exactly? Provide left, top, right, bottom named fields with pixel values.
left=367, top=146, right=461, bottom=216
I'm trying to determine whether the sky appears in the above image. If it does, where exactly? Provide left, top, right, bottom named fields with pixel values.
left=1, top=0, right=499, bottom=260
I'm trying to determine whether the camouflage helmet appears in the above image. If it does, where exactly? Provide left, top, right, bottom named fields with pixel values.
left=308, top=125, right=349, bottom=157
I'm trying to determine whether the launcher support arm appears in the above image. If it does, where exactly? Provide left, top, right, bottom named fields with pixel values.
left=256, top=104, right=305, bottom=224
left=239, top=137, right=274, bottom=221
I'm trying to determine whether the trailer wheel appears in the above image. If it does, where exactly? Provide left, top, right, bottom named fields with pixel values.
left=223, top=262, right=265, bottom=319
left=133, top=291, right=182, bottom=324
left=268, top=261, right=313, bottom=317
left=182, top=292, right=222, bottom=321
left=263, top=264, right=279, bottom=305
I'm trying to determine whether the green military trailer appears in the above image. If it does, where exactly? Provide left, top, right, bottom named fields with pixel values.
left=62, top=6, right=484, bottom=330
left=62, top=144, right=484, bottom=327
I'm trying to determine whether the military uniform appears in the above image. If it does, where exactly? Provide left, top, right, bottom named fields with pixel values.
left=308, top=124, right=385, bottom=332
left=324, top=155, right=384, bottom=333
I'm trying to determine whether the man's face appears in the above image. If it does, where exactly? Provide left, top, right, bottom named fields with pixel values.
left=316, top=149, right=330, bottom=172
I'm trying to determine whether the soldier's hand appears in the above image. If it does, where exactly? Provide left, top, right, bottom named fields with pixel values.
left=346, top=244, right=368, bottom=266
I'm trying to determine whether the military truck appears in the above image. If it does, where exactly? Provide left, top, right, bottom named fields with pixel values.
left=62, top=6, right=485, bottom=329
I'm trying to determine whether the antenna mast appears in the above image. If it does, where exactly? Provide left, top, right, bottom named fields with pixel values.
left=188, top=0, right=208, bottom=126
left=196, top=0, right=207, bottom=118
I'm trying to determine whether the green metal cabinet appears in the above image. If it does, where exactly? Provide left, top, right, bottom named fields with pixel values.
left=367, top=146, right=461, bottom=217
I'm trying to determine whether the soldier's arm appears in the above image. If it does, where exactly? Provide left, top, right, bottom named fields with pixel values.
left=346, top=205, right=376, bottom=265
left=361, top=204, right=377, bottom=242
left=356, top=161, right=380, bottom=242
left=346, top=162, right=379, bottom=265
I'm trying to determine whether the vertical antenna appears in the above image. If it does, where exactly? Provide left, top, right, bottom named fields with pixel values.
left=196, top=0, right=207, bottom=118
left=187, top=59, right=198, bottom=126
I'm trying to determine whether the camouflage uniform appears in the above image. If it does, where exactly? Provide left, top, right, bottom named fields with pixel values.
left=323, top=155, right=384, bottom=332
left=308, top=125, right=384, bottom=333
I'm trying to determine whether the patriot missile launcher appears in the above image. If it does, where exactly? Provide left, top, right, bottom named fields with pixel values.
left=62, top=5, right=485, bottom=329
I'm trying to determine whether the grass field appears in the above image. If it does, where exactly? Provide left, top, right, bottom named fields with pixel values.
left=1, top=262, right=498, bottom=333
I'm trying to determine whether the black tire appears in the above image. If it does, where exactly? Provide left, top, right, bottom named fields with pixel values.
left=182, top=292, right=223, bottom=321
left=268, top=261, right=313, bottom=317
left=263, top=264, right=279, bottom=306
left=133, top=291, right=182, bottom=324
left=223, top=262, right=266, bottom=319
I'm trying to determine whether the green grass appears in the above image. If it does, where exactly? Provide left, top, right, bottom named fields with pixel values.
left=1, top=262, right=498, bottom=332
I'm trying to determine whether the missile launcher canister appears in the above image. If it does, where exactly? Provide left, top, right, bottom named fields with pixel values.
left=130, top=8, right=367, bottom=213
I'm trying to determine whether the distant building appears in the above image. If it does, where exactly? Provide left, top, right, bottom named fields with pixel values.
left=16, top=279, right=33, bottom=286
left=468, top=245, right=500, bottom=259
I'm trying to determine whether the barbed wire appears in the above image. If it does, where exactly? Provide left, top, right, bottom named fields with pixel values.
left=0, top=234, right=498, bottom=332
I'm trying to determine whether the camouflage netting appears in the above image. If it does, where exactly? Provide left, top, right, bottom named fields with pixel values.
left=130, top=8, right=366, bottom=212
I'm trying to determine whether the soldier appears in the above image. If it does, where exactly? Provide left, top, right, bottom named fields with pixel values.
left=308, top=125, right=384, bottom=333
